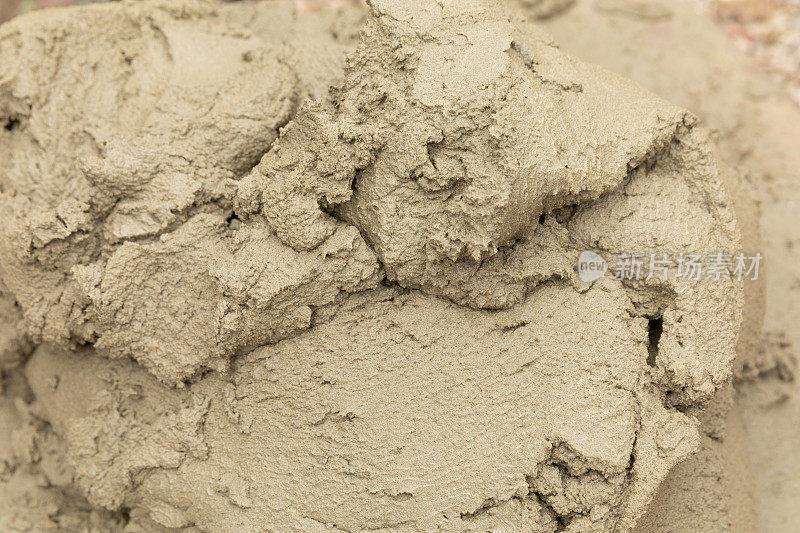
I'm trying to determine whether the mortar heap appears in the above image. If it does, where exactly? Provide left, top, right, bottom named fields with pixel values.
left=0, top=1, right=749, bottom=531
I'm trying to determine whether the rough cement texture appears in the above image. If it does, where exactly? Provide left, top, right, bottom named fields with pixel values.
left=528, top=0, right=800, bottom=530
left=0, top=0, right=777, bottom=531
left=0, top=0, right=381, bottom=385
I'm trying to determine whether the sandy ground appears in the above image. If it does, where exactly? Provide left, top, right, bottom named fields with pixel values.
left=694, top=0, right=800, bottom=104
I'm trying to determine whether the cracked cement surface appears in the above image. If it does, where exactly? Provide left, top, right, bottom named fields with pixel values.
left=529, top=0, right=800, bottom=530
left=0, top=0, right=381, bottom=385
left=0, top=0, right=770, bottom=531
left=22, top=280, right=699, bottom=532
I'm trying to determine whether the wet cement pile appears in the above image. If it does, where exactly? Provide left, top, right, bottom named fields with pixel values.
left=0, top=0, right=793, bottom=531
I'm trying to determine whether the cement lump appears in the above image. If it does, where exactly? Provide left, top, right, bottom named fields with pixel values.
left=234, top=0, right=743, bottom=403
left=24, top=282, right=699, bottom=532
left=0, top=0, right=381, bottom=384
left=0, top=0, right=748, bottom=531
